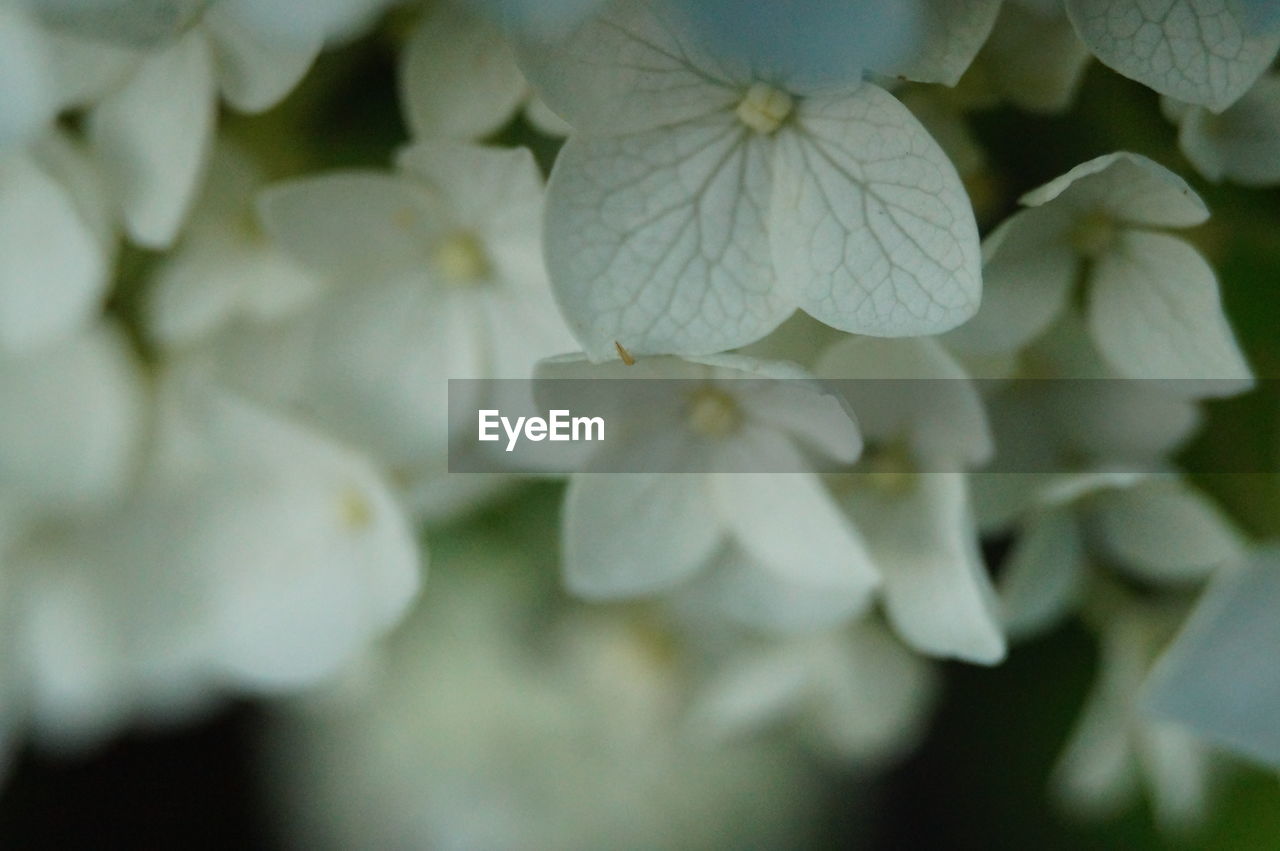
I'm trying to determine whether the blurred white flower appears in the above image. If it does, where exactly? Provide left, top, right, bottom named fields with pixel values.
left=517, top=0, right=983, bottom=359
left=1064, top=0, right=1280, bottom=111
left=399, top=0, right=569, bottom=140
left=1054, top=597, right=1215, bottom=833
left=259, top=141, right=573, bottom=520
left=1146, top=545, right=1280, bottom=770
left=145, top=144, right=321, bottom=347
left=998, top=474, right=1243, bottom=639
left=542, top=352, right=877, bottom=628
left=2, top=368, right=421, bottom=752
left=814, top=336, right=1005, bottom=664
left=0, top=132, right=113, bottom=354
left=1163, top=72, right=1280, bottom=186
left=268, top=546, right=818, bottom=851
left=69, top=2, right=324, bottom=247
left=689, top=618, right=939, bottom=765
left=947, top=152, right=1252, bottom=396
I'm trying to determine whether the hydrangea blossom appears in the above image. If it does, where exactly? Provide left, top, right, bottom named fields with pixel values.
left=1146, top=546, right=1280, bottom=770
left=259, top=141, right=573, bottom=519
left=1053, top=597, right=1214, bottom=832
left=516, top=0, right=987, bottom=358
left=269, top=545, right=818, bottom=851
left=947, top=152, right=1252, bottom=395
left=543, top=352, right=876, bottom=627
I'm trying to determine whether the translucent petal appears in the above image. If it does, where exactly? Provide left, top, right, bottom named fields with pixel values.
left=772, top=85, right=982, bottom=337
left=1065, top=0, right=1279, bottom=111
left=1087, top=230, right=1252, bottom=393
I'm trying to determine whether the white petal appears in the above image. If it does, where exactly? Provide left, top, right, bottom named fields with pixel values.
left=0, top=154, right=108, bottom=352
left=30, top=0, right=209, bottom=48
left=0, top=326, right=144, bottom=508
left=147, top=234, right=319, bottom=344
left=817, top=336, right=992, bottom=466
left=258, top=172, right=447, bottom=284
left=1052, top=617, right=1146, bottom=818
left=395, top=140, right=542, bottom=234
left=999, top=508, right=1086, bottom=639
left=1087, top=479, right=1243, bottom=584
left=942, top=206, right=1078, bottom=356
left=399, top=2, right=526, bottom=139
left=513, top=0, right=741, bottom=135
left=561, top=473, right=722, bottom=598
left=300, top=279, right=485, bottom=466
left=712, top=472, right=879, bottom=613
left=544, top=119, right=788, bottom=359
left=192, top=394, right=423, bottom=688
left=1145, top=547, right=1280, bottom=769
left=688, top=546, right=870, bottom=632
left=1020, top=151, right=1209, bottom=227
left=0, top=7, right=55, bottom=148
left=88, top=30, right=217, bottom=247
left=523, top=93, right=571, bottom=136
left=809, top=620, right=939, bottom=762
left=204, top=4, right=320, bottom=113
left=877, top=0, right=1002, bottom=86
left=1087, top=230, right=1252, bottom=393
left=1175, top=72, right=1280, bottom=185
left=773, top=85, right=981, bottom=337
left=846, top=473, right=1006, bottom=664
left=1064, top=0, right=1279, bottom=111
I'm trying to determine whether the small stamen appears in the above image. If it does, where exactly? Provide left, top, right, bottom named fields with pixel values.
left=432, top=231, right=491, bottom=284
left=736, top=83, right=794, bottom=134
left=687, top=386, right=743, bottom=438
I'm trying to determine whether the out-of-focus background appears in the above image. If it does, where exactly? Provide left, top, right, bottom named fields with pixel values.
left=2, top=11, right=1278, bottom=850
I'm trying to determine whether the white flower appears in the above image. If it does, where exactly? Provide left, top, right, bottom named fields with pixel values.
left=1146, top=545, right=1280, bottom=770
left=813, top=336, right=1005, bottom=664
left=145, top=144, right=321, bottom=347
left=689, top=618, right=938, bottom=766
left=1163, top=71, right=1280, bottom=186
left=998, top=474, right=1242, bottom=639
left=0, top=324, right=144, bottom=512
left=543, top=352, right=877, bottom=628
left=1064, top=0, right=1280, bottom=111
left=69, top=3, right=325, bottom=247
left=259, top=141, right=573, bottom=520
left=399, top=0, right=568, bottom=140
left=947, top=152, right=1252, bottom=396
left=268, top=544, right=817, bottom=851
left=516, top=0, right=986, bottom=359
left=2, top=368, right=421, bottom=752
left=1053, top=599, right=1214, bottom=832
left=0, top=134, right=113, bottom=353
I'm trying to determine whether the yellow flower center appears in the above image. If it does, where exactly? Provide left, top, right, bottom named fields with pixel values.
left=432, top=231, right=491, bottom=285
left=687, top=386, right=743, bottom=438
left=339, top=486, right=374, bottom=531
left=735, top=83, right=794, bottom=134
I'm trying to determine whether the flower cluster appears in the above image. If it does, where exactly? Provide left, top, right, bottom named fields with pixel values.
left=1, top=0, right=1278, bottom=844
